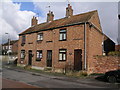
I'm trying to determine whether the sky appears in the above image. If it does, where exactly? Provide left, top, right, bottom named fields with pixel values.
left=118, top=2, right=120, bottom=44
left=0, top=0, right=119, bottom=45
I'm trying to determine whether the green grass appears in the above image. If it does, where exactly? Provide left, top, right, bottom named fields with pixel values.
left=5, top=64, right=98, bottom=78
left=89, top=73, right=104, bottom=76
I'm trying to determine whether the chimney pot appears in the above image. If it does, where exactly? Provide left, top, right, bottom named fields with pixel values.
left=31, top=16, right=38, bottom=26
left=66, top=4, right=73, bottom=18
left=47, top=11, right=54, bottom=22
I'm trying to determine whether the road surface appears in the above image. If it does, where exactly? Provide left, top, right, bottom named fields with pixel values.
left=2, top=67, right=120, bottom=88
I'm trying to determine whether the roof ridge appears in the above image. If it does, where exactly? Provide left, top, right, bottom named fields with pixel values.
left=35, top=10, right=97, bottom=27
left=20, top=10, right=98, bottom=35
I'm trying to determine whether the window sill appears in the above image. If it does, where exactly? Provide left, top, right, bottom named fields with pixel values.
left=37, top=40, right=43, bottom=42
left=21, top=43, right=25, bottom=46
left=59, top=60, right=66, bottom=62
left=59, top=40, right=67, bottom=41
left=20, top=58, right=25, bottom=60
left=36, top=59, right=41, bottom=61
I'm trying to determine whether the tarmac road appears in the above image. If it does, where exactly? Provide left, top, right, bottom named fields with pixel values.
left=2, top=67, right=120, bottom=89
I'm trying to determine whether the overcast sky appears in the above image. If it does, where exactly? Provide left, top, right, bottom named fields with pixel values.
left=118, top=2, right=120, bottom=44
left=0, top=0, right=118, bottom=44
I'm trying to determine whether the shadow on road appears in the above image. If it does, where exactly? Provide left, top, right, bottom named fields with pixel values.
left=95, top=75, right=120, bottom=84
left=95, top=75, right=107, bottom=82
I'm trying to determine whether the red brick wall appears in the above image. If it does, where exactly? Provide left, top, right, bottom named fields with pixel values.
left=86, top=22, right=103, bottom=74
left=115, top=45, right=120, bottom=51
left=92, top=56, right=120, bottom=74
left=12, top=41, right=18, bottom=54
left=18, top=25, right=85, bottom=70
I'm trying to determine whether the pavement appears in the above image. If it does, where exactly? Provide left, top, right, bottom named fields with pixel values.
left=2, top=78, right=39, bottom=88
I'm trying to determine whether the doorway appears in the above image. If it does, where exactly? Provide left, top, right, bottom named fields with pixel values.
left=47, top=50, right=52, bottom=67
left=28, top=50, right=32, bottom=65
left=74, top=49, right=82, bottom=71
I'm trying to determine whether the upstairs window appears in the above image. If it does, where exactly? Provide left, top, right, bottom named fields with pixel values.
left=2, top=46, right=4, bottom=50
left=6, top=46, right=8, bottom=49
left=22, top=35, right=26, bottom=44
left=9, top=46, right=12, bottom=50
left=36, top=50, right=42, bottom=61
left=59, top=29, right=67, bottom=41
left=59, top=49, right=67, bottom=61
left=21, top=50, right=25, bottom=59
left=37, top=33, right=43, bottom=41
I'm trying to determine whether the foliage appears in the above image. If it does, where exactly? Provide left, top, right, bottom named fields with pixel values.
left=66, top=71, right=88, bottom=77
left=108, top=51, right=120, bottom=56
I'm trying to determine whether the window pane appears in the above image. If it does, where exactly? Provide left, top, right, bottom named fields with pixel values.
left=59, top=29, right=66, bottom=41
left=37, top=34, right=43, bottom=40
left=37, top=52, right=39, bottom=58
left=40, top=35, right=43, bottom=40
left=60, top=34, right=62, bottom=40
left=40, top=53, right=42, bottom=58
left=37, top=35, right=40, bottom=40
left=22, top=36, right=26, bottom=44
left=59, top=53, right=62, bottom=60
left=63, top=54, right=66, bottom=60
left=37, top=50, right=42, bottom=59
left=60, top=30, right=66, bottom=33
left=60, top=50, right=66, bottom=52
left=63, top=33, right=66, bottom=40
left=21, top=50, right=25, bottom=59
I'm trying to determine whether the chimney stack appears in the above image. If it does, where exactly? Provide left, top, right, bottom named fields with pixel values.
left=66, top=4, right=73, bottom=18
left=47, top=11, right=54, bottom=22
left=31, top=16, right=38, bottom=26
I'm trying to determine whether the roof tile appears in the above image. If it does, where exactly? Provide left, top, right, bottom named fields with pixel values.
left=20, top=10, right=97, bottom=35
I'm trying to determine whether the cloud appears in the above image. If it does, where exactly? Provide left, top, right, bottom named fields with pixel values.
left=33, top=2, right=118, bottom=44
left=1, top=0, right=36, bottom=44
left=33, top=2, right=67, bottom=22
left=1, top=1, right=118, bottom=45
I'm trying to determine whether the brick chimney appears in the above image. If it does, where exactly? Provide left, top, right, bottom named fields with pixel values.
left=31, top=16, right=38, bottom=26
left=66, top=4, right=73, bottom=18
left=47, top=11, right=54, bottom=22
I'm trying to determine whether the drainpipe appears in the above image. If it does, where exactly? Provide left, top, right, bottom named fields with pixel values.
left=102, top=34, right=104, bottom=55
left=84, top=22, right=87, bottom=70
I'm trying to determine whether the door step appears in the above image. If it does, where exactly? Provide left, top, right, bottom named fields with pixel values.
left=44, top=67, right=52, bottom=72
left=24, top=65, right=32, bottom=69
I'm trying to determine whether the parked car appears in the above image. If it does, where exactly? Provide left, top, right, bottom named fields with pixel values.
left=104, top=69, right=120, bottom=83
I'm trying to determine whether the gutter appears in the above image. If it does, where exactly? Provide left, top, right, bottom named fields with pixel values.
left=84, top=22, right=87, bottom=70
left=19, top=22, right=85, bottom=36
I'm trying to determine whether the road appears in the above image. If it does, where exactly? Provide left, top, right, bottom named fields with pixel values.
left=2, top=67, right=120, bottom=89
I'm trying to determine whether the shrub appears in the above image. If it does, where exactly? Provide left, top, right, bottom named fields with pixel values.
left=66, top=71, right=88, bottom=77
left=108, top=51, right=120, bottom=56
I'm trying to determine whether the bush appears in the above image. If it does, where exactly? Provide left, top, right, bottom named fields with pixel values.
left=66, top=71, right=88, bottom=77
left=108, top=51, right=120, bottom=56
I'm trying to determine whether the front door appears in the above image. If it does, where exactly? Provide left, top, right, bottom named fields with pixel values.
left=74, top=49, right=82, bottom=71
left=47, top=50, right=52, bottom=67
left=28, top=50, right=32, bottom=65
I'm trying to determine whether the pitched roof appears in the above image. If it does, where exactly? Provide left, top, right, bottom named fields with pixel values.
left=20, top=10, right=97, bottom=35
left=2, top=40, right=18, bottom=46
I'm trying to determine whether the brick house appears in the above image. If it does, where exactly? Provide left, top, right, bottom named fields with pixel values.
left=2, top=40, right=18, bottom=55
left=18, top=4, right=114, bottom=73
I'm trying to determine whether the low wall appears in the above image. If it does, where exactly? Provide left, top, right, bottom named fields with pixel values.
left=93, top=56, right=120, bottom=74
